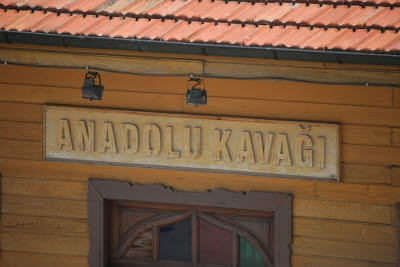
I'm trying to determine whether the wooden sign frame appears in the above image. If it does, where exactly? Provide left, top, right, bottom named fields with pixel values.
left=42, top=105, right=340, bottom=182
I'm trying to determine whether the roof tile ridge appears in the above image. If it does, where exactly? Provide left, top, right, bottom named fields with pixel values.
left=80, top=15, right=109, bottom=36
left=3, top=9, right=31, bottom=29
left=334, top=5, right=361, bottom=26
left=247, top=2, right=273, bottom=24
left=200, top=0, right=226, bottom=20
left=171, top=0, right=196, bottom=16
left=55, top=12, right=83, bottom=33
left=363, top=6, right=388, bottom=25
left=18, top=9, right=53, bottom=31
left=266, top=25, right=293, bottom=44
left=302, top=4, right=334, bottom=24
left=188, top=22, right=214, bottom=41
left=353, top=29, right=380, bottom=50
left=325, top=28, right=351, bottom=49
left=146, top=0, right=169, bottom=14
left=154, top=19, right=184, bottom=40
left=297, top=27, right=324, bottom=47
left=240, top=24, right=263, bottom=45
left=276, top=3, right=301, bottom=23
left=226, top=1, right=251, bottom=21
left=382, top=30, right=400, bottom=51
left=107, top=17, right=134, bottom=37
left=270, top=25, right=297, bottom=45
left=215, top=23, right=241, bottom=43
left=134, top=18, right=163, bottom=38
left=243, top=25, right=269, bottom=45
left=160, top=19, right=189, bottom=41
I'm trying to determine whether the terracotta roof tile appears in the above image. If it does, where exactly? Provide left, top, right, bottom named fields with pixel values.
left=136, top=19, right=179, bottom=40
left=309, top=5, right=353, bottom=27
left=226, top=3, right=264, bottom=23
left=244, top=26, right=292, bottom=46
left=147, top=0, right=192, bottom=17
left=189, top=22, right=232, bottom=43
left=215, top=24, right=259, bottom=45
left=298, top=28, right=345, bottom=49
left=172, top=0, right=217, bottom=19
left=280, top=4, right=329, bottom=24
left=253, top=3, right=299, bottom=23
left=355, top=30, right=400, bottom=51
left=30, top=12, right=78, bottom=33
left=366, top=7, right=400, bottom=27
left=81, top=16, right=125, bottom=36
left=161, top=21, right=206, bottom=42
left=327, top=28, right=375, bottom=50
left=107, top=17, right=149, bottom=38
left=199, top=1, right=246, bottom=21
left=120, top=0, right=165, bottom=15
left=1, top=0, right=400, bottom=54
left=56, top=14, right=99, bottom=34
left=337, top=6, right=385, bottom=28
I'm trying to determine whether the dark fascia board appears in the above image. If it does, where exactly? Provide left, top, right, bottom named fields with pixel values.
left=88, top=179, right=292, bottom=267
left=1, top=30, right=400, bottom=66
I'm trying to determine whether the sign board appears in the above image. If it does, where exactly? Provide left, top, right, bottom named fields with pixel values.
left=43, top=106, right=340, bottom=181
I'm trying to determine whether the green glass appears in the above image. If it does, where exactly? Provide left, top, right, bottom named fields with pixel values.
left=239, top=237, right=267, bottom=267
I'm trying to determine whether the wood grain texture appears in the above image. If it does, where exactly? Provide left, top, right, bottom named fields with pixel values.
left=1, top=177, right=85, bottom=200
left=293, top=199, right=392, bottom=224
left=0, top=139, right=41, bottom=160
left=1, top=231, right=89, bottom=256
left=0, top=84, right=183, bottom=113
left=342, top=144, right=400, bottom=165
left=0, top=214, right=88, bottom=237
left=0, top=252, right=88, bottom=267
left=315, top=182, right=400, bottom=205
left=393, top=88, right=400, bottom=108
left=291, top=237, right=397, bottom=263
left=341, top=163, right=391, bottom=184
left=292, top=255, right=395, bottom=267
left=1, top=195, right=87, bottom=219
left=0, top=101, right=41, bottom=122
left=392, top=128, right=400, bottom=147
left=392, top=167, right=400, bottom=187
left=0, top=47, right=203, bottom=77
left=0, top=121, right=41, bottom=141
left=293, top=218, right=396, bottom=245
left=183, top=97, right=400, bottom=127
left=341, top=125, right=392, bottom=146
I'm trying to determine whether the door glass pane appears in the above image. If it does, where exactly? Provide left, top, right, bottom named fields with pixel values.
left=159, top=218, right=192, bottom=262
left=239, top=237, right=266, bottom=267
left=199, top=218, right=233, bottom=266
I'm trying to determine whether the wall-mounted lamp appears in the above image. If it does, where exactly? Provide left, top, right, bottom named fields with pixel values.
left=186, top=74, right=207, bottom=107
left=81, top=72, right=104, bottom=101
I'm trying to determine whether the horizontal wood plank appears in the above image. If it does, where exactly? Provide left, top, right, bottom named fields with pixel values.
left=341, top=125, right=392, bottom=146
left=293, top=218, right=396, bottom=245
left=291, top=237, right=397, bottom=263
left=392, top=167, right=400, bottom=187
left=0, top=139, right=41, bottom=160
left=294, top=199, right=392, bottom=224
left=292, top=255, right=395, bottom=267
left=0, top=47, right=203, bottom=77
left=1, top=231, right=89, bottom=256
left=0, top=84, right=183, bottom=113
left=1, top=177, right=85, bottom=200
left=341, top=163, right=391, bottom=184
left=183, top=97, right=400, bottom=127
left=0, top=214, right=88, bottom=237
left=342, top=144, right=400, bottom=165
left=0, top=101, right=41, bottom=122
left=393, top=87, right=400, bottom=108
left=392, top=128, right=400, bottom=147
left=0, top=252, right=88, bottom=267
left=315, top=182, right=400, bottom=205
left=0, top=120, right=41, bottom=141
left=1, top=195, right=87, bottom=219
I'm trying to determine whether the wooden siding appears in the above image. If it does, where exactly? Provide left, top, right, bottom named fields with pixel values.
left=0, top=44, right=400, bottom=267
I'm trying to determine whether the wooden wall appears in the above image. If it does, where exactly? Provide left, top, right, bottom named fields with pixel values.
left=0, top=44, right=400, bottom=267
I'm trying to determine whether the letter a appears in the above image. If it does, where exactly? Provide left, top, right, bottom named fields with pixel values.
left=56, top=119, right=73, bottom=151
left=99, top=122, right=117, bottom=153
left=237, top=131, right=255, bottom=163
left=272, top=133, right=292, bottom=166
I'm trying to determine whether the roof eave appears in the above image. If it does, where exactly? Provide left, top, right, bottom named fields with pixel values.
left=1, top=31, right=400, bottom=67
